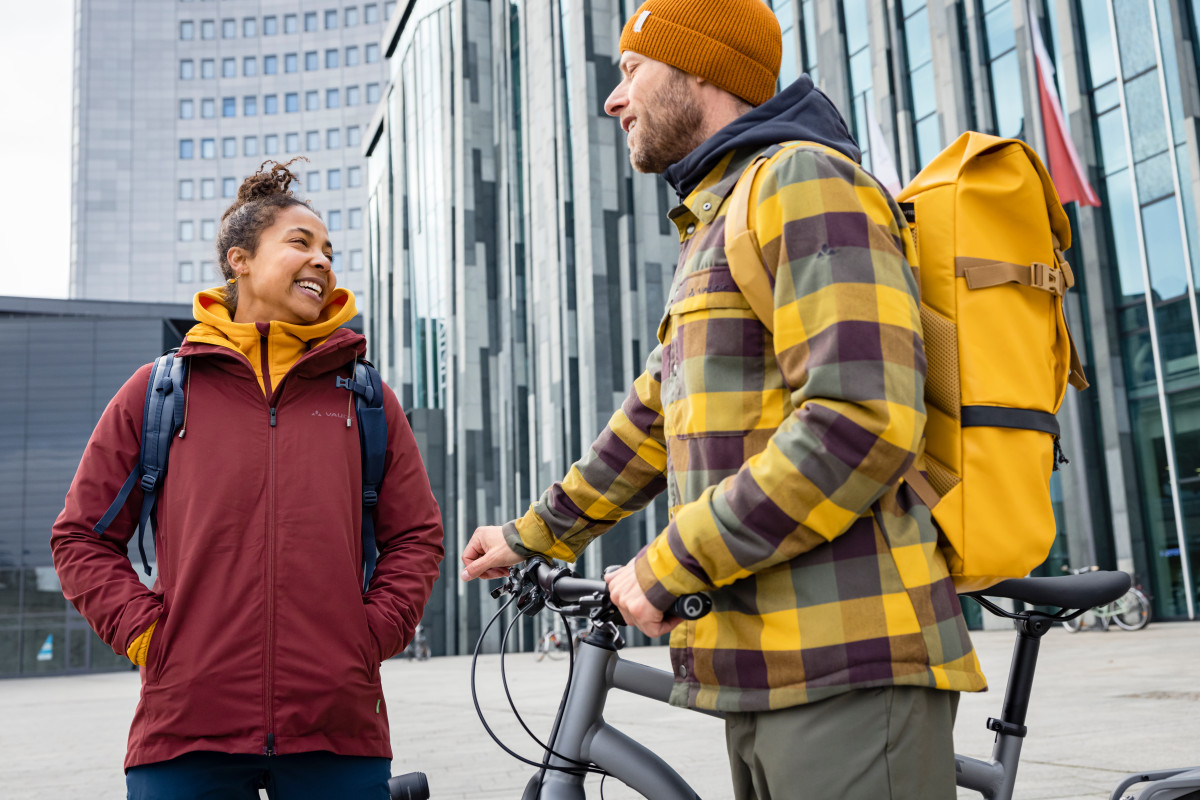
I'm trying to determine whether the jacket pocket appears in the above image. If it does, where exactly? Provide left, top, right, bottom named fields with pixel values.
left=144, top=606, right=169, bottom=685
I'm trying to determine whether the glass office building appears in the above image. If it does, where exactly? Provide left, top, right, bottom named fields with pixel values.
left=365, top=0, right=1200, bottom=653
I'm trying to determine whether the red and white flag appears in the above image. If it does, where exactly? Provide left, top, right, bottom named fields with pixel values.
left=1029, top=3, right=1100, bottom=206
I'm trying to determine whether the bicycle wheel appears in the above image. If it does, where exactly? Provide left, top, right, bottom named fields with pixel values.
left=544, top=633, right=565, bottom=660
left=1062, top=613, right=1083, bottom=633
left=1113, top=588, right=1151, bottom=631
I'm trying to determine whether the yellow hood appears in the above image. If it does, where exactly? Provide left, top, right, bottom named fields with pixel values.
left=186, top=287, right=358, bottom=396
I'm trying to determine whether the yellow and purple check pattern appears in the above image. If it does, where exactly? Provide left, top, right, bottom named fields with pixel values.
left=505, top=145, right=985, bottom=712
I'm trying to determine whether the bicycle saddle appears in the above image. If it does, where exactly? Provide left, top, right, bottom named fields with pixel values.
left=964, top=571, right=1131, bottom=610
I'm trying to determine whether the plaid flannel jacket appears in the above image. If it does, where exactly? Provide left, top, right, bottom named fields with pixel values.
left=505, top=144, right=986, bottom=712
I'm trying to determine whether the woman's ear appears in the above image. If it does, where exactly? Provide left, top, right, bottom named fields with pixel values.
left=227, top=247, right=248, bottom=275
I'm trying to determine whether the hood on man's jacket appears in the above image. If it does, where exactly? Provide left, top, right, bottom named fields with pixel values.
left=663, top=74, right=860, bottom=198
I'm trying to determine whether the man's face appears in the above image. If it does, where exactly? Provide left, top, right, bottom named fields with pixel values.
left=604, top=52, right=706, bottom=174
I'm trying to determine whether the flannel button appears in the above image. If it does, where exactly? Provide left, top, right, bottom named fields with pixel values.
left=679, top=663, right=688, bottom=678
left=702, top=202, right=711, bottom=211
left=685, top=224, right=695, bottom=235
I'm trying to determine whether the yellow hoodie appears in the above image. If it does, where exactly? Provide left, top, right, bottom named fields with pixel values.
left=124, top=285, right=359, bottom=665
left=185, top=286, right=359, bottom=396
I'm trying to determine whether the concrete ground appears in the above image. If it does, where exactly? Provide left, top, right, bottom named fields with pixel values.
left=0, top=621, right=1197, bottom=799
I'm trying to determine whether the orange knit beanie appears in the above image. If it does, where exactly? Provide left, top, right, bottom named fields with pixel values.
left=618, top=0, right=782, bottom=106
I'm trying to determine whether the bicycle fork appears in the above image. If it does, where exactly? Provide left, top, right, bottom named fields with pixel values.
left=956, top=614, right=1053, bottom=800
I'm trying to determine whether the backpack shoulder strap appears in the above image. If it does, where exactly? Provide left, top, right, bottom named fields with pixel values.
left=338, top=359, right=388, bottom=593
left=94, top=350, right=188, bottom=577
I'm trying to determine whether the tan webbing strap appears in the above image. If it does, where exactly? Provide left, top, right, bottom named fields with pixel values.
left=725, top=156, right=777, bottom=333
left=902, top=463, right=941, bottom=510
left=954, top=257, right=1067, bottom=296
left=1067, top=330, right=1089, bottom=390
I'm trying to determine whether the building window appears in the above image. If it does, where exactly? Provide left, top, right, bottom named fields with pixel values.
left=244, top=96, right=258, bottom=116
left=364, top=4, right=378, bottom=24
left=264, top=94, right=278, bottom=114
left=222, top=137, right=237, bottom=158
left=223, top=96, right=236, bottom=117
left=305, top=91, right=319, bottom=111
left=366, top=83, right=380, bottom=104
left=179, top=179, right=195, bottom=200
left=331, top=251, right=341, bottom=271
left=328, top=209, right=342, bottom=230
left=201, top=219, right=216, bottom=241
left=305, top=51, right=319, bottom=71
left=180, top=59, right=195, bottom=79
left=285, top=53, right=298, bottom=73
left=222, top=58, right=236, bottom=78
left=180, top=139, right=195, bottom=159
left=264, top=55, right=278, bottom=75
left=365, top=43, right=379, bottom=63
left=346, top=85, right=360, bottom=106
left=327, top=128, right=341, bottom=149
left=201, top=178, right=215, bottom=199
left=286, top=132, right=300, bottom=153
left=200, top=261, right=216, bottom=282
left=223, top=177, right=236, bottom=198
left=345, top=6, right=359, bottom=26
left=201, top=98, right=215, bottom=118
left=179, top=261, right=195, bottom=282
left=982, top=0, right=1024, bottom=139
left=349, top=249, right=363, bottom=271
left=325, top=48, right=339, bottom=69
left=327, top=169, right=342, bottom=190
left=307, top=171, right=321, bottom=191
left=263, top=15, right=277, bottom=35
left=286, top=92, right=299, bottom=113
left=222, top=18, right=236, bottom=38
left=306, top=130, right=320, bottom=150
left=348, top=208, right=362, bottom=229
left=284, top=13, right=298, bottom=33
left=325, top=9, right=338, bottom=28
left=348, top=166, right=362, bottom=187
left=243, top=56, right=257, bottom=77
left=326, top=88, right=339, bottom=108
left=201, top=58, right=215, bottom=79
left=201, top=19, right=215, bottom=39
left=180, top=20, right=195, bottom=40
left=384, top=2, right=395, bottom=19
left=243, top=17, right=256, bottom=37
left=201, top=138, right=215, bottom=159
left=345, top=46, right=360, bottom=67
left=304, top=11, right=317, bottom=31
left=265, top=134, right=279, bottom=154
left=180, top=99, right=194, bottom=119
left=244, top=136, right=258, bottom=157
left=347, top=126, right=361, bottom=147
left=179, top=221, right=195, bottom=242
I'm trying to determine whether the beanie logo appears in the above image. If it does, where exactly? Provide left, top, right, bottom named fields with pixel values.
left=634, top=10, right=650, bottom=32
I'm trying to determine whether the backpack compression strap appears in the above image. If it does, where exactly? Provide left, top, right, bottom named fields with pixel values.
left=94, top=352, right=188, bottom=577
left=336, top=361, right=387, bottom=593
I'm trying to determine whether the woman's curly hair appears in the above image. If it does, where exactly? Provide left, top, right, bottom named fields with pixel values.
left=216, top=158, right=317, bottom=309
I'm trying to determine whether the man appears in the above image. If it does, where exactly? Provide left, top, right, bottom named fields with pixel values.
left=462, top=1, right=986, bottom=797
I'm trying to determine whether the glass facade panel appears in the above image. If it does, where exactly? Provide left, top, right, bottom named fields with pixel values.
left=989, top=48, right=1023, bottom=139
left=1124, top=71, right=1169, bottom=162
left=1142, top=197, right=1189, bottom=302
left=1114, top=0, right=1158, bottom=79
left=1104, top=170, right=1146, bottom=301
left=984, top=3, right=1014, bottom=58
left=910, top=62, right=937, bottom=120
left=1136, top=151, right=1174, bottom=205
left=1096, top=107, right=1128, bottom=175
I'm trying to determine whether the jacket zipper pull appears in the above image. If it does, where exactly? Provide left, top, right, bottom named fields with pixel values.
left=265, top=732, right=275, bottom=756
left=269, top=407, right=277, bottom=427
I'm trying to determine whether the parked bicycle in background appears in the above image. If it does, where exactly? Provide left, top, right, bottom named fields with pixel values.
left=1061, top=566, right=1151, bottom=632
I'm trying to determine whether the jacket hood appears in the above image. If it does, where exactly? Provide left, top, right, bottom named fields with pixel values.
left=184, top=287, right=360, bottom=394
left=663, top=74, right=860, bottom=198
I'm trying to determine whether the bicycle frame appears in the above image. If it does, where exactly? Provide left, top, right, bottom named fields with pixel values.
left=521, top=622, right=720, bottom=800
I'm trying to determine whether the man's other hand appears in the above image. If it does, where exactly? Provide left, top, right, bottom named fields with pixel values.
left=461, top=525, right=523, bottom=581
left=605, top=560, right=681, bottom=639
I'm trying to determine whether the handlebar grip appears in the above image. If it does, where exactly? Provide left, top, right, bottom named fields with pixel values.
left=670, top=593, right=712, bottom=620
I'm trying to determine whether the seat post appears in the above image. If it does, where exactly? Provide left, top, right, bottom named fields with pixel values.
left=997, top=614, right=1053, bottom=732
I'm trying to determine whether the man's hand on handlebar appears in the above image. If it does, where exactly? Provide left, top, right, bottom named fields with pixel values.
left=605, top=560, right=682, bottom=639
left=461, top=525, right=524, bottom=581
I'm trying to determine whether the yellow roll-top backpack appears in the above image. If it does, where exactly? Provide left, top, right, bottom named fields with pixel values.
left=725, top=132, right=1089, bottom=592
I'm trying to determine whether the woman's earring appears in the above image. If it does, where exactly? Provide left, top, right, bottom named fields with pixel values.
left=227, top=275, right=239, bottom=285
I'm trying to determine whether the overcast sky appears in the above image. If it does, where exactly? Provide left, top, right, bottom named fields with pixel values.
left=1, top=0, right=73, bottom=299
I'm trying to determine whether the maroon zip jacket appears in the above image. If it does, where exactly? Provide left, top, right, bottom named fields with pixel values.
left=51, top=327, right=444, bottom=769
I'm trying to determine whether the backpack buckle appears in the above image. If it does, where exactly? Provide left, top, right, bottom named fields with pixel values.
left=1029, top=262, right=1064, bottom=296
left=362, top=489, right=378, bottom=507
left=140, top=473, right=158, bottom=492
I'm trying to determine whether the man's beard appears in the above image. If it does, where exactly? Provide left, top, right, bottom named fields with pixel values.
left=628, top=71, right=707, bottom=174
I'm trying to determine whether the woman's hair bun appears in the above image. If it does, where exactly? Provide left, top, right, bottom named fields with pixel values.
left=235, top=157, right=309, bottom=206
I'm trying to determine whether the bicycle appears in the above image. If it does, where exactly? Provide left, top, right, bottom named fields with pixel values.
left=400, top=623, right=431, bottom=661
left=473, top=558, right=1200, bottom=800
left=535, top=616, right=583, bottom=661
left=1060, top=566, right=1151, bottom=632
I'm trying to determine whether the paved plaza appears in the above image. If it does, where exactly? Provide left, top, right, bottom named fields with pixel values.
left=1, top=622, right=1197, bottom=799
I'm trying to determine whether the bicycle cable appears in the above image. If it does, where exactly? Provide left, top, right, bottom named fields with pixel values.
left=469, top=591, right=607, bottom=779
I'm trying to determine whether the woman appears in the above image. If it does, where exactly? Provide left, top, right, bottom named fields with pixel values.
left=51, top=160, right=444, bottom=799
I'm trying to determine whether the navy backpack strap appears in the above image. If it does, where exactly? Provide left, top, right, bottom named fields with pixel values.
left=94, top=352, right=187, bottom=577
left=339, top=360, right=387, bottom=592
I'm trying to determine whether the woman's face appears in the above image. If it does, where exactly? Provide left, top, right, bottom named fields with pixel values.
left=230, top=205, right=336, bottom=325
